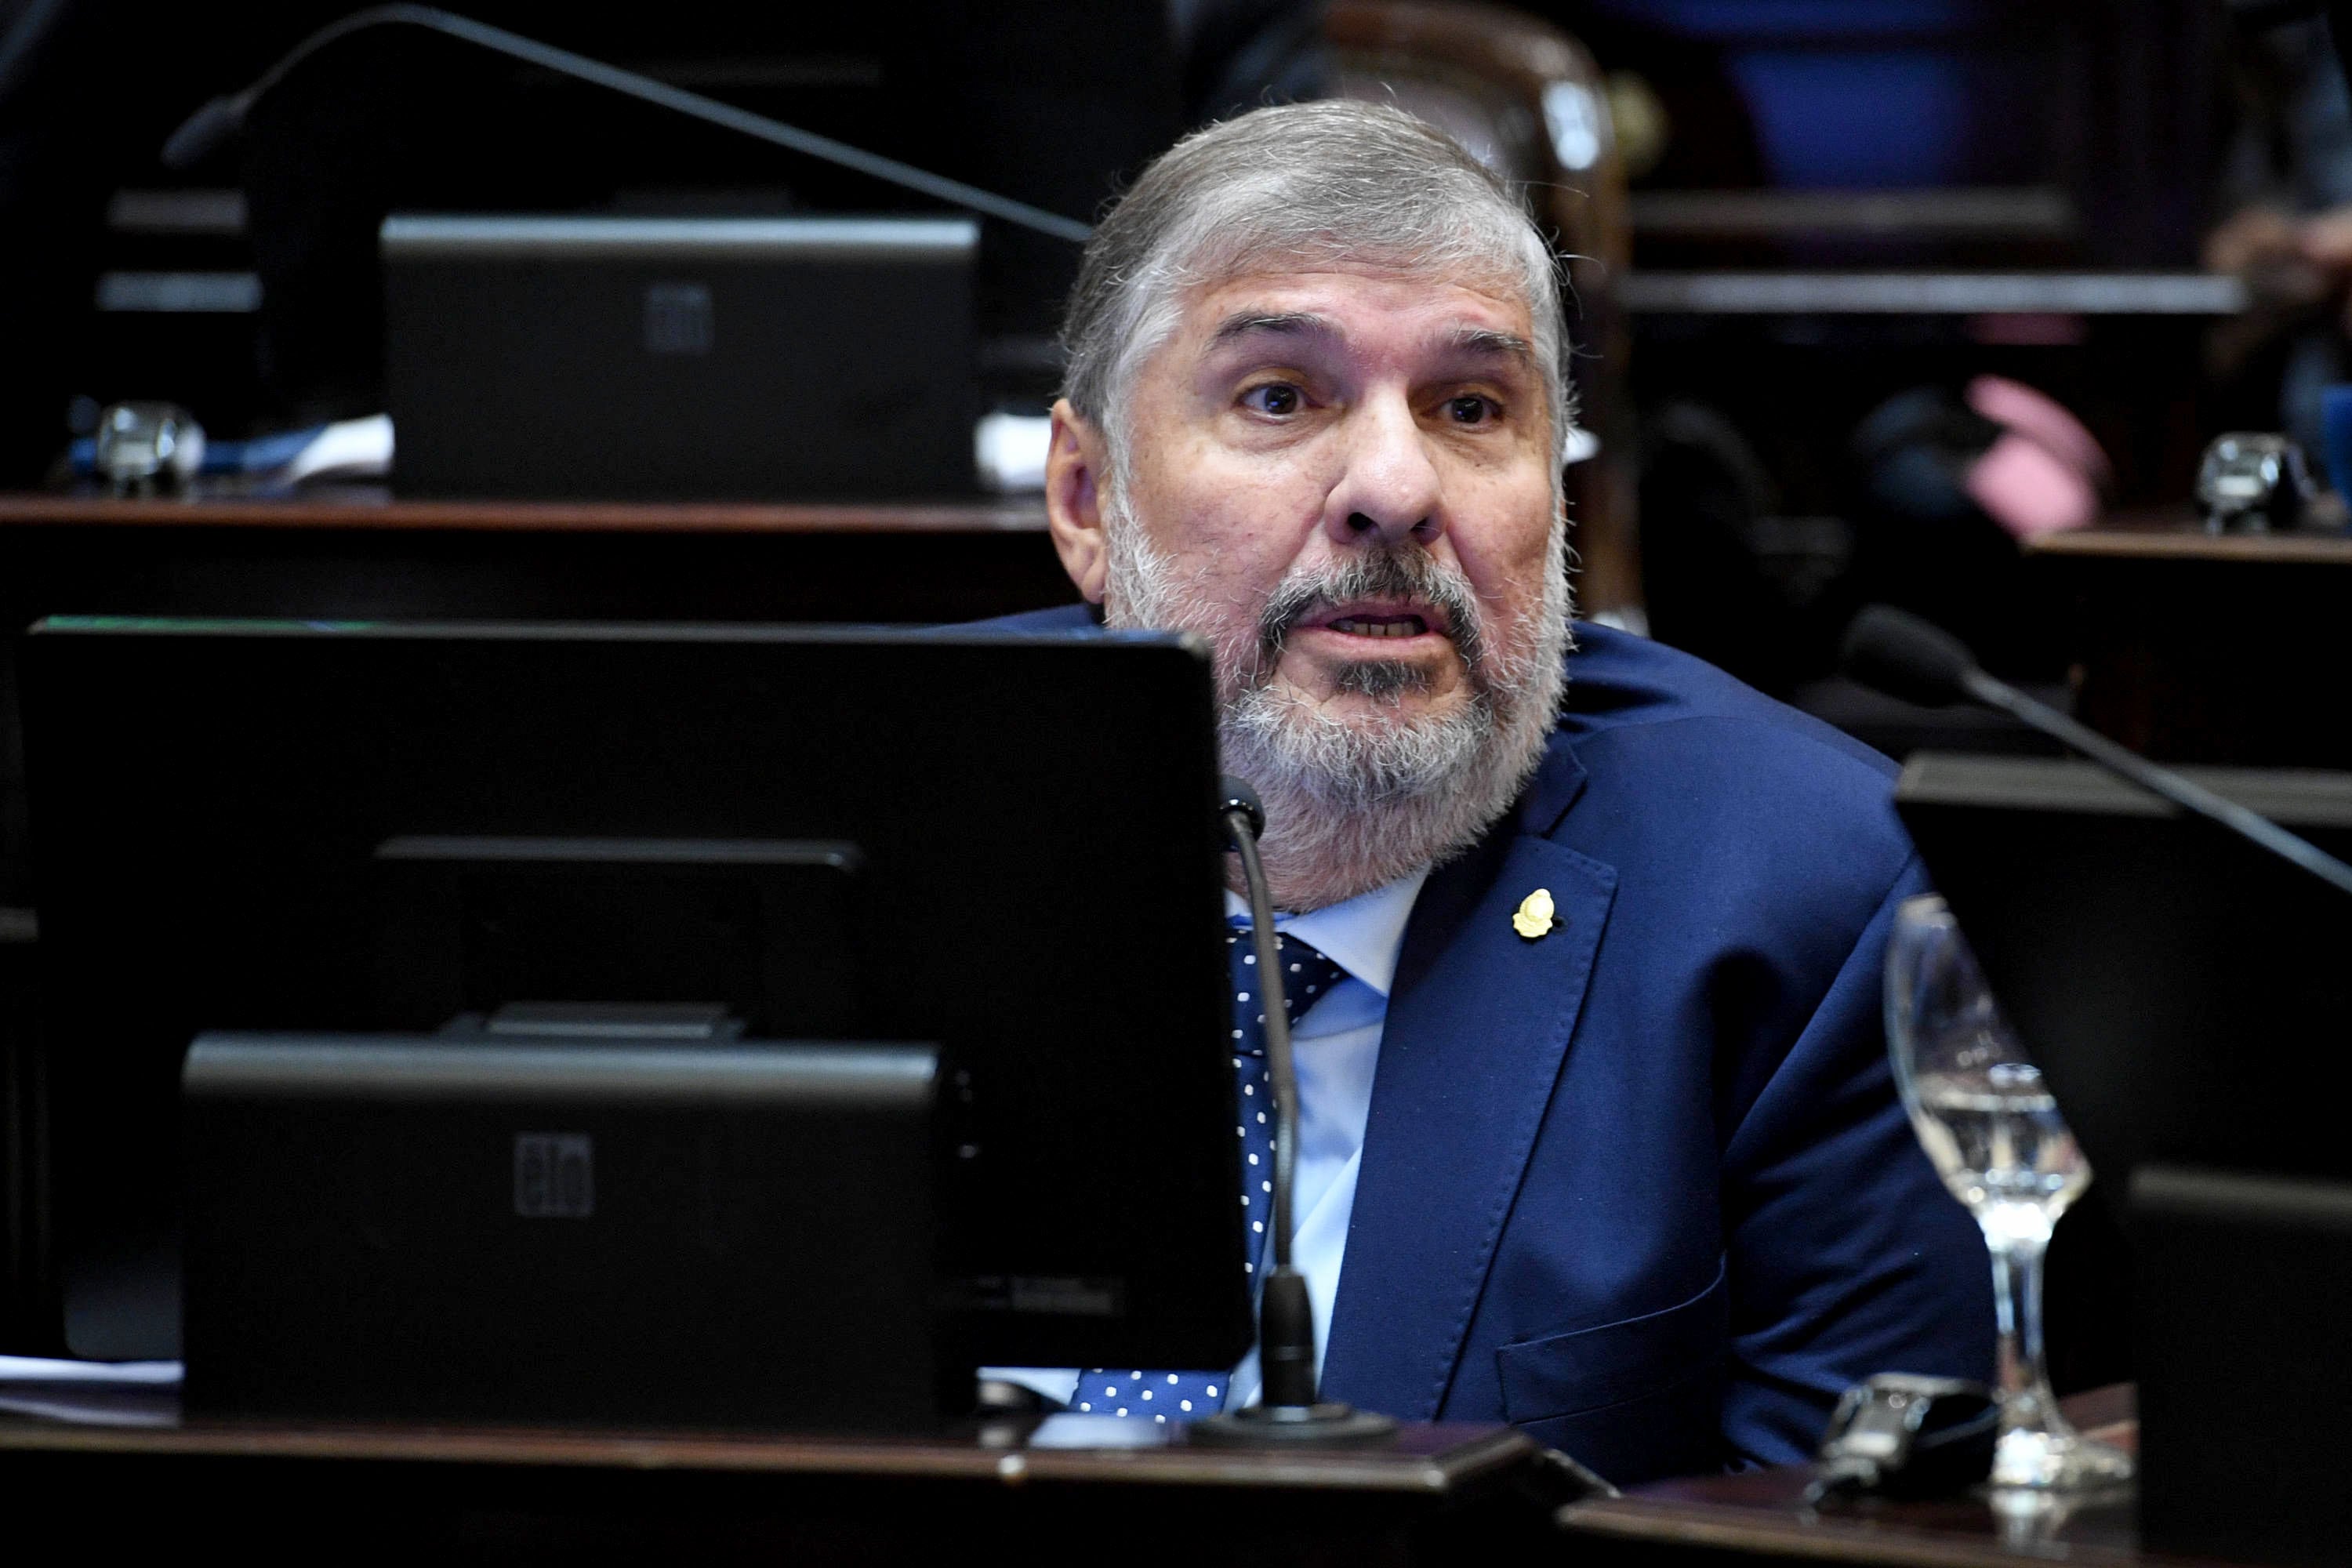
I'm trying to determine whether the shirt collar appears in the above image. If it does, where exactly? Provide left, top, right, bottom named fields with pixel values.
left=1222, top=866, right=1429, bottom=1000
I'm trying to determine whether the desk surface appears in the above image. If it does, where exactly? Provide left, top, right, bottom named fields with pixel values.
left=2024, top=521, right=2352, bottom=567
left=0, top=1383, right=2197, bottom=1568
left=0, top=1388, right=1531, bottom=1494
left=1555, top=1388, right=2219, bottom=1568
left=0, top=1392, right=1579, bottom=1560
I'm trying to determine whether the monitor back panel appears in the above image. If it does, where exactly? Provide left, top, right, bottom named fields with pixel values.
left=183, top=1035, right=940, bottom=1428
left=383, top=216, right=978, bottom=501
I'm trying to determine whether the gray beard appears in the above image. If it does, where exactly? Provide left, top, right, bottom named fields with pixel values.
left=1102, top=492, right=1571, bottom=911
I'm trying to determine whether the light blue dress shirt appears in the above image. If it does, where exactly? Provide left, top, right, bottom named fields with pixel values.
left=985, top=866, right=1428, bottom=1412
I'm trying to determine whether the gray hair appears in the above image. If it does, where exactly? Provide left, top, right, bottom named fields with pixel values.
left=1060, top=100, right=1571, bottom=464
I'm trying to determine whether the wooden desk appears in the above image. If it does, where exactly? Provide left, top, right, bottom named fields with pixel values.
left=1555, top=1389, right=2212, bottom=1568
left=4, top=1385, right=2191, bottom=1565
left=2024, top=517, right=2352, bottom=768
left=0, top=1392, right=1581, bottom=1562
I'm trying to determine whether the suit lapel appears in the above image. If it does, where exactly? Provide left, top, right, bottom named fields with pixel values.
left=1319, top=753, right=1617, bottom=1419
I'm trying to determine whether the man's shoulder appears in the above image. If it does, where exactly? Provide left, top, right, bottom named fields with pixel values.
left=1537, top=623, right=1912, bottom=901
left=1557, top=622, right=1895, bottom=785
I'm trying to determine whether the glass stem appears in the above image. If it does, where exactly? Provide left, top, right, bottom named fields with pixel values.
left=1985, top=1218, right=2056, bottom=1432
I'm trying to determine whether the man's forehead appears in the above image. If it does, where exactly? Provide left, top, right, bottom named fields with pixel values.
left=1178, top=265, right=1534, bottom=358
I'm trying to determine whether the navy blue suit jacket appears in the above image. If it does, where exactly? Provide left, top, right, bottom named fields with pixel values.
left=978, top=605, right=1995, bottom=1482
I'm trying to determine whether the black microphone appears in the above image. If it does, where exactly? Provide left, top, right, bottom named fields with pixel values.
left=1215, top=775, right=1266, bottom=848
left=1196, top=776, right=1396, bottom=1447
left=159, top=4, right=1092, bottom=245
left=1841, top=604, right=2352, bottom=899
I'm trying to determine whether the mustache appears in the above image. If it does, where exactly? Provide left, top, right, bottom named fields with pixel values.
left=1255, top=548, right=1489, bottom=673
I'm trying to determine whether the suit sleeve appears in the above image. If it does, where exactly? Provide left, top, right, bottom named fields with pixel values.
left=1715, top=855, right=1998, bottom=1468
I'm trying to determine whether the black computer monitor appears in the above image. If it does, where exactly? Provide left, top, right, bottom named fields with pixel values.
left=19, top=617, right=1250, bottom=1378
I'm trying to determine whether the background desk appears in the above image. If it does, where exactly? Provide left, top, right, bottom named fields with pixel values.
left=0, top=491, right=1069, bottom=626
left=2026, top=517, right=2352, bottom=770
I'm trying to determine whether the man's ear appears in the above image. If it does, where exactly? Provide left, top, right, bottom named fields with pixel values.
left=1044, top=399, right=1112, bottom=605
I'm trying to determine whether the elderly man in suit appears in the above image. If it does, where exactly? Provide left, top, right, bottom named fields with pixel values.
left=983, top=100, right=1992, bottom=1483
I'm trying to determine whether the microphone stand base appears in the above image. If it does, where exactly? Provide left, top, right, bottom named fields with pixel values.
left=1188, top=1402, right=1399, bottom=1449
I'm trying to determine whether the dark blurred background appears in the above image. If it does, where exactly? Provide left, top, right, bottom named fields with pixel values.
left=0, top=2, right=1327, bottom=460
left=0, top=1, right=2299, bottom=687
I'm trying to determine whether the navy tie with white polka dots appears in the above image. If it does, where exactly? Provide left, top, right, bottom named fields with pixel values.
left=1072, top=924, right=1348, bottom=1421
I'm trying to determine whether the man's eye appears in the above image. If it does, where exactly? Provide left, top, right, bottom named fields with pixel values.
left=1243, top=383, right=1303, bottom=416
left=1446, top=395, right=1497, bottom=425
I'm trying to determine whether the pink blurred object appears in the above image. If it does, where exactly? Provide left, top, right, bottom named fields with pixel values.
left=1962, top=376, right=2110, bottom=540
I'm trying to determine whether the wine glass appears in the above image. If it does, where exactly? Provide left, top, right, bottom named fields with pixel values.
left=1884, top=894, right=2132, bottom=1492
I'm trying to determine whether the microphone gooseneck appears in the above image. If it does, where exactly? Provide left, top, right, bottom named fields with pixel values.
left=1220, top=786, right=1301, bottom=1290
left=1841, top=604, right=2352, bottom=899
left=1196, top=779, right=1396, bottom=1447
left=159, top=4, right=1094, bottom=245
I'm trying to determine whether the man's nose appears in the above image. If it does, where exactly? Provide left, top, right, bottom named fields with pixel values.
left=1322, top=394, right=1444, bottom=549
